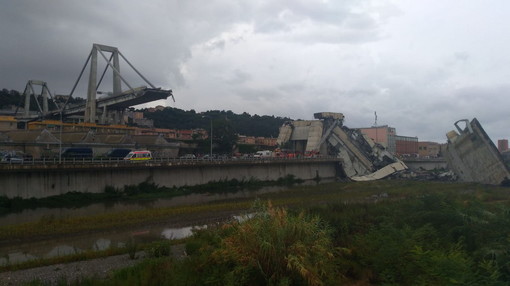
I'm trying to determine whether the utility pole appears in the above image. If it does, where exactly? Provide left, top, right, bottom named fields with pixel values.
left=374, top=111, right=378, bottom=143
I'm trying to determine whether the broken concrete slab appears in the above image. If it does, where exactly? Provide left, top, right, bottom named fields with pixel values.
left=350, top=161, right=408, bottom=181
left=443, top=118, right=510, bottom=185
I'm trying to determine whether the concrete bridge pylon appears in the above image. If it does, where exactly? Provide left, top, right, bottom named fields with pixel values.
left=64, top=43, right=174, bottom=124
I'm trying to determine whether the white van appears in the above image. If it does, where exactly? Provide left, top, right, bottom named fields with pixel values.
left=254, top=150, right=272, bottom=158
left=124, top=150, right=152, bottom=161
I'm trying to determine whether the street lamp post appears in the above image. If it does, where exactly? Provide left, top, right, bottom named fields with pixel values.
left=203, top=116, right=213, bottom=158
left=209, top=119, right=213, bottom=158
left=59, top=110, right=63, bottom=163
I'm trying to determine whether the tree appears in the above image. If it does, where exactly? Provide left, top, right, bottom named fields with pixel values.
left=143, top=107, right=290, bottom=137
left=212, top=117, right=238, bottom=154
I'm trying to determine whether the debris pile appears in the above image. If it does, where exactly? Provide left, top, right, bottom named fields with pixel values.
left=392, top=169, right=457, bottom=182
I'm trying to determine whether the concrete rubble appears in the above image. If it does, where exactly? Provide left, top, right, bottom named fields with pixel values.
left=443, top=118, right=510, bottom=185
left=277, top=112, right=407, bottom=181
left=393, top=169, right=457, bottom=182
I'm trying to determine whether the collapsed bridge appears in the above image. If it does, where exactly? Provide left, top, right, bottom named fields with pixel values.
left=15, top=44, right=173, bottom=125
left=277, top=112, right=407, bottom=181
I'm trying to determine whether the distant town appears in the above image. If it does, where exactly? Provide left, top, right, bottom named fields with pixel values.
left=1, top=101, right=510, bottom=164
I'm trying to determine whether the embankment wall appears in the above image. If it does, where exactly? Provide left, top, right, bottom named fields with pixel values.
left=0, top=160, right=340, bottom=199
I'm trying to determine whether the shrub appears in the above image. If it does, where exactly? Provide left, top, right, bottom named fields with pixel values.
left=210, top=201, right=337, bottom=285
left=145, top=241, right=172, bottom=258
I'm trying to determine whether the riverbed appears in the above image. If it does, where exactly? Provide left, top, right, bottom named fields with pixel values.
left=0, top=182, right=324, bottom=265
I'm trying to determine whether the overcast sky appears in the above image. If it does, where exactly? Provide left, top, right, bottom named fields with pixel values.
left=1, top=0, right=509, bottom=142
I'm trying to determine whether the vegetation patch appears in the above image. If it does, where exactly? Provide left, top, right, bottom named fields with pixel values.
left=7, top=180, right=510, bottom=285
left=25, top=183, right=510, bottom=285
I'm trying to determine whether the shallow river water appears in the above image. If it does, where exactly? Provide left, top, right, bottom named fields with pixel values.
left=0, top=182, right=323, bottom=265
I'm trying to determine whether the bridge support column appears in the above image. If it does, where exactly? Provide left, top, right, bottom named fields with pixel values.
left=85, top=48, right=98, bottom=123
left=113, top=50, right=121, bottom=96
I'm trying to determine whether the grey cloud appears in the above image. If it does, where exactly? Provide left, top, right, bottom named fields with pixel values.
left=454, top=52, right=469, bottom=62
left=0, top=0, right=390, bottom=97
left=254, top=19, right=291, bottom=34
left=226, top=69, right=251, bottom=85
left=278, top=83, right=306, bottom=92
left=250, top=1, right=393, bottom=44
left=233, top=87, right=280, bottom=102
left=0, top=0, right=248, bottom=94
left=205, top=39, right=226, bottom=51
left=3, top=0, right=509, bottom=145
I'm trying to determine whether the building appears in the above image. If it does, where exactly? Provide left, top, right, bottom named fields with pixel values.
left=237, top=135, right=256, bottom=145
left=395, top=135, right=418, bottom=157
left=124, top=110, right=154, bottom=128
left=255, top=137, right=277, bottom=147
left=0, top=116, right=18, bottom=131
left=237, top=135, right=277, bottom=147
left=28, top=120, right=136, bottom=134
left=418, top=141, right=441, bottom=158
left=146, top=105, right=166, bottom=112
left=498, top=139, right=509, bottom=153
left=357, top=125, right=397, bottom=154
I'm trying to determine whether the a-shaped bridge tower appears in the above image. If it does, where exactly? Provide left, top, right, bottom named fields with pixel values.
left=15, top=44, right=173, bottom=124
left=67, top=43, right=173, bottom=124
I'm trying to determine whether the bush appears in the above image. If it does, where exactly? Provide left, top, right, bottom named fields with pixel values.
left=210, top=201, right=337, bottom=285
left=145, top=241, right=172, bottom=258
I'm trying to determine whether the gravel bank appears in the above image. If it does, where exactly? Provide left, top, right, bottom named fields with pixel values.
left=0, top=245, right=186, bottom=285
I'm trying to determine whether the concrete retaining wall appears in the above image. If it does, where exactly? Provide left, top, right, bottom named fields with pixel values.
left=0, top=160, right=340, bottom=199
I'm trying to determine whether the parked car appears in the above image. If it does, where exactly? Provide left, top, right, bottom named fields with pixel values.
left=241, top=153, right=254, bottom=159
left=201, top=154, right=216, bottom=160
left=61, top=147, right=93, bottom=159
left=105, top=148, right=131, bottom=158
left=1, top=154, right=23, bottom=163
left=180, top=154, right=196, bottom=159
left=1, top=151, right=30, bottom=163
